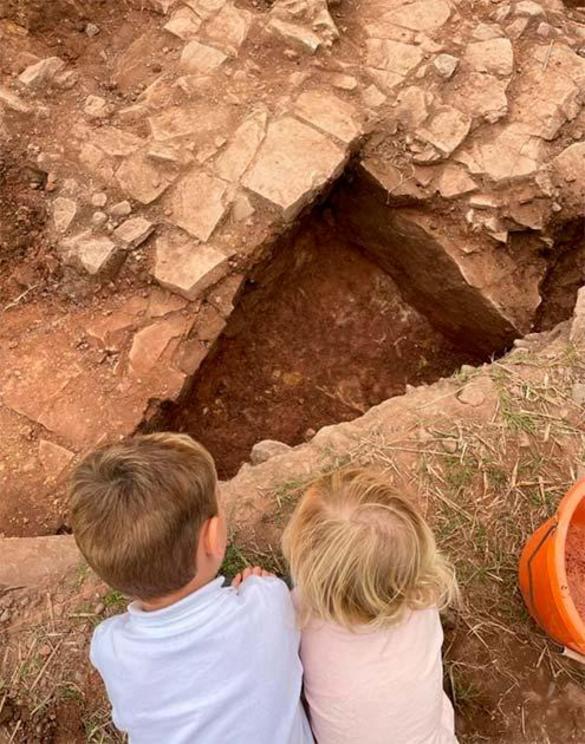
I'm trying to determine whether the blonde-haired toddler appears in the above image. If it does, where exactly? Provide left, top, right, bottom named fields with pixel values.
left=283, top=467, right=458, bottom=744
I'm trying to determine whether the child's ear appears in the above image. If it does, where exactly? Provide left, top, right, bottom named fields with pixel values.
left=204, top=515, right=223, bottom=557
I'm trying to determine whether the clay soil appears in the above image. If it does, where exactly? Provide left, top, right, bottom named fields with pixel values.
left=160, top=216, right=485, bottom=478
left=566, top=523, right=585, bottom=620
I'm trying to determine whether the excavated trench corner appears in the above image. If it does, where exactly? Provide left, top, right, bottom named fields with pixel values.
left=147, top=166, right=585, bottom=479
left=143, top=169, right=585, bottom=478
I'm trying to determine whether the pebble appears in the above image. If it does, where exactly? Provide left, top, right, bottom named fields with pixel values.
left=85, top=23, right=101, bottom=37
left=109, top=200, right=132, bottom=217
left=94, top=602, right=106, bottom=615
left=91, top=192, right=108, bottom=208
left=91, top=211, right=108, bottom=227
left=0, top=609, right=11, bottom=623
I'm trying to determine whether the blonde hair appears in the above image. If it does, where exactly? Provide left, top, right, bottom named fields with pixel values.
left=282, top=467, right=458, bottom=629
left=69, top=433, right=217, bottom=599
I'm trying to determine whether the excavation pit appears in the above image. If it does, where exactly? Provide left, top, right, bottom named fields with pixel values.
left=152, top=209, right=493, bottom=479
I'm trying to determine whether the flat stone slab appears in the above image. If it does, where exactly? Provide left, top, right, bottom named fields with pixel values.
left=61, top=233, right=122, bottom=277
left=180, top=40, right=228, bottom=73
left=154, top=232, right=229, bottom=300
left=294, top=90, right=362, bottom=144
left=214, top=110, right=267, bottom=182
left=167, top=170, right=230, bottom=240
left=242, top=116, right=346, bottom=218
left=116, top=152, right=175, bottom=204
left=0, top=536, right=81, bottom=589
left=114, top=216, right=155, bottom=249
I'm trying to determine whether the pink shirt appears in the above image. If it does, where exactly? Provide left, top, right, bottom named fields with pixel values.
left=299, top=607, right=457, bottom=744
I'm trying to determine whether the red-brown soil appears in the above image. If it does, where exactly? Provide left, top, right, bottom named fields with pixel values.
left=566, top=522, right=585, bottom=620
left=160, top=217, right=485, bottom=478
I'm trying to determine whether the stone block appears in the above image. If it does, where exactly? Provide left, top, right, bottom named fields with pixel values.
left=164, top=6, right=202, bottom=39
left=154, top=232, right=229, bottom=300
left=39, top=439, right=75, bottom=479
left=116, top=152, right=175, bottom=204
left=167, top=170, right=230, bottom=241
left=382, top=0, right=451, bottom=32
left=180, top=40, right=227, bottom=74
left=243, top=117, right=346, bottom=219
left=19, top=56, right=65, bottom=87
left=52, top=197, right=77, bottom=233
left=205, top=3, right=252, bottom=55
left=129, top=317, right=189, bottom=376
left=366, top=39, right=423, bottom=77
left=267, top=18, right=321, bottom=53
left=60, top=232, right=123, bottom=277
left=114, top=217, right=155, bottom=249
left=463, top=38, right=514, bottom=76
left=294, top=90, right=362, bottom=144
left=214, top=110, right=268, bottom=182
left=0, top=85, right=33, bottom=113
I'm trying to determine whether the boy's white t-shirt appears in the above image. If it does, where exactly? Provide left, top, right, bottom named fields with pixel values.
left=300, top=606, right=458, bottom=744
left=90, top=576, right=314, bottom=744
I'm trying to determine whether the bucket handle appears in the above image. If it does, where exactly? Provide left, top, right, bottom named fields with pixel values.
left=526, top=520, right=558, bottom=614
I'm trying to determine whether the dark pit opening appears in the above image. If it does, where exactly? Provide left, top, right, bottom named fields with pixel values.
left=148, top=163, right=585, bottom=481
left=535, top=219, right=585, bottom=332
left=154, top=208, right=491, bottom=479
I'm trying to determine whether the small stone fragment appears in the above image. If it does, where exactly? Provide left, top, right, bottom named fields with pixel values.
left=366, top=39, right=424, bottom=77
left=114, top=217, right=155, bottom=249
left=39, top=439, right=75, bottom=478
left=214, top=110, right=268, bottom=182
left=329, top=73, right=358, bottom=91
left=457, top=382, right=486, bottom=407
left=294, top=90, right=362, bottom=144
left=515, top=0, right=545, bottom=16
left=250, top=439, right=292, bottom=465
left=267, top=18, right=321, bottom=53
left=180, top=40, right=227, bottom=74
left=231, top=193, right=255, bottom=221
left=109, top=201, right=132, bottom=218
left=116, top=152, right=175, bottom=205
left=91, top=211, right=108, bottom=228
left=436, top=165, right=477, bottom=198
left=464, top=38, right=514, bottom=76
left=52, top=197, right=77, bottom=233
left=164, top=6, right=202, bottom=40
left=154, top=233, right=229, bottom=301
left=0, top=85, right=33, bottom=113
left=91, top=192, right=108, bottom=208
left=362, top=85, right=386, bottom=108
left=19, top=57, right=65, bottom=88
left=167, top=170, right=230, bottom=241
left=85, top=23, right=101, bottom=37
left=416, top=106, right=471, bottom=158
left=205, top=3, right=252, bottom=55
left=60, top=233, right=122, bottom=277
left=84, top=95, right=112, bottom=119
left=433, top=54, right=459, bottom=78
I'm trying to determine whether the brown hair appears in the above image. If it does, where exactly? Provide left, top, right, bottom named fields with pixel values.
left=282, top=467, right=458, bottom=630
left=69, top=433, right=217, bottom=599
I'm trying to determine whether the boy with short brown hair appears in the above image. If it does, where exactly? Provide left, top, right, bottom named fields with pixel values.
left=70, top=433, right=313, bottom=744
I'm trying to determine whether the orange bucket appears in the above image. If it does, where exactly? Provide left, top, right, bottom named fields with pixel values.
left=519, top=479, right=585, bottom=655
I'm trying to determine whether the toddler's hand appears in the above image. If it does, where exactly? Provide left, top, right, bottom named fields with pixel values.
left=231, top=565, right=274, bottom=588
